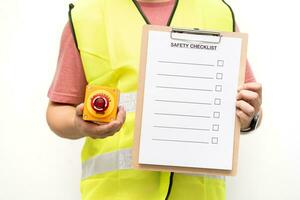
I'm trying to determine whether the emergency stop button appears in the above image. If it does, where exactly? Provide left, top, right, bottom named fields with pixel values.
left=91, top=95, right=109, bottom=112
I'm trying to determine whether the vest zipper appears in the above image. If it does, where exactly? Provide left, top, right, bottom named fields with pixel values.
left=165, top=172, right=174, bottom=200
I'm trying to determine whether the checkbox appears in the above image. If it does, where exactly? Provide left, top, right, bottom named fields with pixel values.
left=212, top=124, right=220, bottom=131
left=216, top=73, right=223, bottom=80
left=215, top=85, right=222, bottom=92
left=214, top=98, right=221, bottom=105
left=212, top=137, right=218, bottom=144
left=217, top=60, right=224, bottom=67
left=213, top=112, right=220, bottom=118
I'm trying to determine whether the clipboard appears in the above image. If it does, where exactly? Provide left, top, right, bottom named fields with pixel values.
left=133, top=25, right=248, bottom=176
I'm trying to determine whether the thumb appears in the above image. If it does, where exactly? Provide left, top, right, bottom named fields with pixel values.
left=76, top=103, right=84, bottom=116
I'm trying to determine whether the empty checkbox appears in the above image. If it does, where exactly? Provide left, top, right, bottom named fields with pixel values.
left=217, top=60, right=224, bottom=67
left=213, top=112, right=220, bottom=118
left=214, top=98, right=221, bottom=105
left=215, top=85, right=222, bottom=92
left=216, top=73, right=223, bottom=80
left=212, top=124, right=220, bottom=131
left=212, top=137, right=218, bottom=144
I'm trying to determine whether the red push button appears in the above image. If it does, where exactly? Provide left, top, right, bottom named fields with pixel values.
left=91, top=95, right=109, bottom=112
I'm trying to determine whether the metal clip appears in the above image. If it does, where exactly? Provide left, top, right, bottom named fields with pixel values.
left=170, top=28, right=222, bottom=44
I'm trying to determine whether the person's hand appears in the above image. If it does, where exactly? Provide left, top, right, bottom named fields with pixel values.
left=74, top=103, right=126, bottom=139
left=236, top=82, right=262, bottom=130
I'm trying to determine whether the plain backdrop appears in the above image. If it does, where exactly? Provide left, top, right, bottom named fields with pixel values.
left=0, top=0, right=300, bottom=199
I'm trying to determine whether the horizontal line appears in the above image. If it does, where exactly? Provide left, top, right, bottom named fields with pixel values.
left=157, top=73, right=214, bottom=79
left=155, top=99, right=212, bottom=105
left=152, top=138, right=209, bottom=144
left=154, top=113, right=211, bottom=118
left=153, top=125, right=210, bottom=131
left=156, top=86, right=213, bottom=92
left=158, top=60, right=214, bottom=67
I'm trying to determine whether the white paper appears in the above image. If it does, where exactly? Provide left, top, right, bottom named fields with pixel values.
left=138, top=30, right=242, bottom=170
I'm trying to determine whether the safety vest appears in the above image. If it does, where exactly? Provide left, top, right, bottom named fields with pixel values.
left=69, top=0, right=234, bottom=199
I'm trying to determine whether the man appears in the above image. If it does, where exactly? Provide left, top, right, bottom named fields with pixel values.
left=46, top=0, right=262, bottom=199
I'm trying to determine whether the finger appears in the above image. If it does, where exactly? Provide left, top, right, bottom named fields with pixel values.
left=237, top=89, right=259, bottom=101
left=238, top=82, right=262, bottom=97
left=76, top=119, right=117, bottom=139
left=93, top=121, right=108, bottom=126
left=75, top=117, right=102, bottom=135
left=79, top=106, right=127, bottom=138
left=237, top=90, right=261, bottom=112
left=236, top=100, right=255, bottom=117
left=116, top=106, right=126, bottom=124
left=236, top=109, right=251, bottom=129
left=90, top=131, right=116, bottom=139
left=76, top=103, right=84, bottom=116
left=93, top=109, right=126, bottom=137
left=92, top=122, right=120, bottom=137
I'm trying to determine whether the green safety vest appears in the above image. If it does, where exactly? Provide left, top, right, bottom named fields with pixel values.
left=69, top=0, right=234, bottom=199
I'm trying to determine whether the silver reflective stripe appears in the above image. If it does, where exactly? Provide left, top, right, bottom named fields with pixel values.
left=179, top=173, right=225, bottom=180
left=82, top=148, right=132, bottom=180
left=119, top=92, right=137, bottom=113
left=82, top=148, right=224, bottom=181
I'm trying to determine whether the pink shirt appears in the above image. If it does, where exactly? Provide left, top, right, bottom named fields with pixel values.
left=48, top=0, right=256, bottom=105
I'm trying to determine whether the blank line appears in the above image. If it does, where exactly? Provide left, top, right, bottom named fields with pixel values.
left=152, top=138, right=209, bottom=144
left=158, top=60, right=214, bottom=67
left=153, top=125, right=210, bottom=131
left=155, top=99, right=212, bottom=105
left=157, top=73, right=214, bottom=80
left=157, top=86, right=213, bottom=92
left=154, top=113, right=211, bottom=118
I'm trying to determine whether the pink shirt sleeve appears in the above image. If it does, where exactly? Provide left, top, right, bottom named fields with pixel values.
left=48, top=22, right=87, bottom=105
left=235, top=24, right=256, bottom=83
left=244, top=60, right=256, bottom=83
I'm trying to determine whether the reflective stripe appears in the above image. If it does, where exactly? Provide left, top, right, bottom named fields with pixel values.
left=119, top=92, right=137, bottom=113
left=82, top=148, right=224, bottom=181
left=82, top=148, right=132, bottom=180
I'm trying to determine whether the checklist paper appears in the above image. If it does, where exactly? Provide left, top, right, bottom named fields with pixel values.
left=134, top=26, right=247, bottom=174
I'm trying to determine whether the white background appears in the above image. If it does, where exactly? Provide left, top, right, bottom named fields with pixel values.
left=0, top=0, right=299, bottom=199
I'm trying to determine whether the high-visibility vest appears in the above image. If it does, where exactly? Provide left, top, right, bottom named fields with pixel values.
left=69, top=0, right=234, bottom=199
